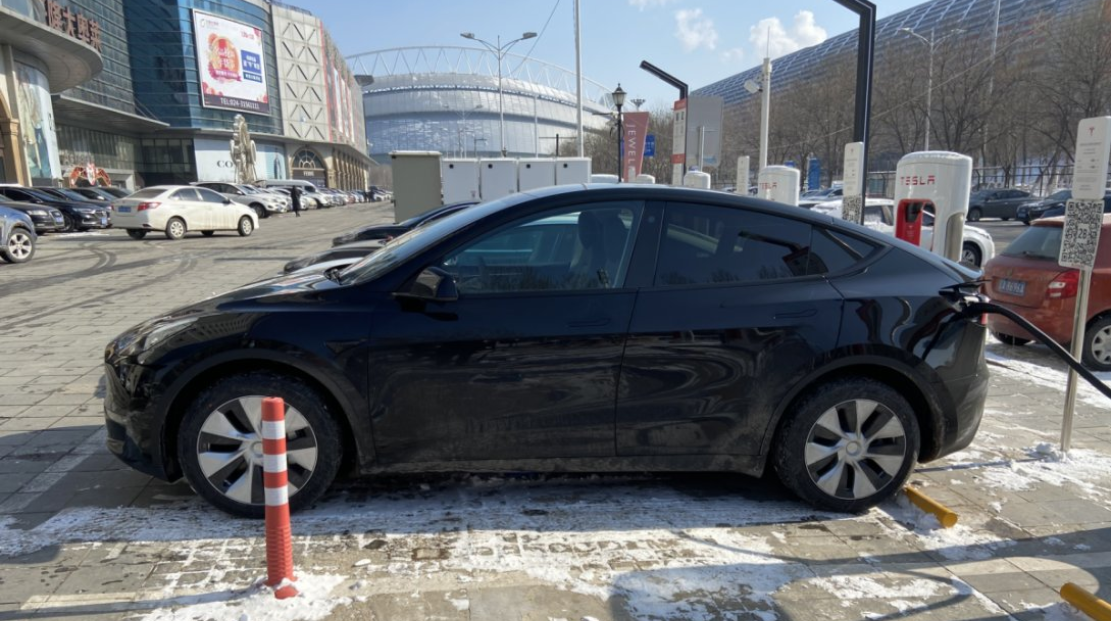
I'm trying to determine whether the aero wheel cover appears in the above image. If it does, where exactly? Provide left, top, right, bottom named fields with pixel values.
left=1093, top=325, right=1111, bottom=366
left=8, top=233, right=32, bottom=259
left=803, top=399, right=908, bottom=500
left=195, top=396, right=319, bottom=506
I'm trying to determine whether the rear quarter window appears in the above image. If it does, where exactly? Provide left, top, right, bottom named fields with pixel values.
left=807, top=228, right=881, bottom=275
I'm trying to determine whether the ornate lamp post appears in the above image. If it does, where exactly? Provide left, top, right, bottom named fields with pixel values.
left=612, top=84, right=626, bottom=181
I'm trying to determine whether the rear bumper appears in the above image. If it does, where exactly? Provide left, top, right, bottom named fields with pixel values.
left=987, top=300, right=1073, bottom=345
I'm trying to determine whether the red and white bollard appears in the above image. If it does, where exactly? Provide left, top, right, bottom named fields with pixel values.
left=262, top=396, right=299, bottom=600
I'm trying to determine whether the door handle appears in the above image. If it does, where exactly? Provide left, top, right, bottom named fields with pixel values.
left=773, top=308, right=817, bottom=319
left=567, top=317, right=610, bottom=328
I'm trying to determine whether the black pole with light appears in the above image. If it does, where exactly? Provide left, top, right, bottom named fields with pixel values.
left=613, top=84, right=626, bottom=182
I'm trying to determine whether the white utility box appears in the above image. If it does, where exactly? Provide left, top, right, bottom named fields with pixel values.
left=590, top=174, right=619, bottom=184
left=757, top=166, right=800, bottom=206
left=518, top=159, right=557, bottom=191
left=390, top=151, right=443, bottom=221
left=556, top=158, right=591, bottom=185
left=632, top=174, right=656, bottom=184
left=441, top=159, right=480, bottom=204
left=683, top=171, right=712, bottom=189
left=479, top=159, right=518, bottom=202
left=894, top=151, right=973, bottom=263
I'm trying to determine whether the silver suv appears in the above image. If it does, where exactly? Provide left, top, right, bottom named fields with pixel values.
left=192, top=182, right=289, bottom=219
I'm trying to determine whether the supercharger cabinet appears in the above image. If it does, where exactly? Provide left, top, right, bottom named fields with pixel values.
left=391, top=151, right=443, bottom=221
left=480, top=159, right=518, bottom=202
left=632, top=174, right=656, bottom=184
left=683, top=171, right=711, bottom=189
left=442, top=159, right=480, bottom=204
left=894, top=152, right=972, bottom=263
left=556, top=158, right=591, bottom=185
left=757, top=166, right=800, bottom=206
left=518, top=159, right=557, bottom=192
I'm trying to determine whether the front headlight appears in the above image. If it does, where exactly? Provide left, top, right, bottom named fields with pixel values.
left=27, top=209, right=47, bottom=217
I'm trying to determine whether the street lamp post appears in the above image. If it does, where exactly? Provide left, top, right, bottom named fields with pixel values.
left=461, top=31, right=537, bottom=157
left=613, top=84, right=626, bottom=181
left=898, top=27, right=965, bottom=151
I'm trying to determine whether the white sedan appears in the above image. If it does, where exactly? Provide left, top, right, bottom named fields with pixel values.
left=111, top=185, right=259, bottom=240
left=813, top=198, right=995, bottom=267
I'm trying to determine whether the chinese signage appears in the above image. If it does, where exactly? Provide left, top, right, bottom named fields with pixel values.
left=193, top=10, right=270, bottom=115
left=43, top=0, right=102, bottom=52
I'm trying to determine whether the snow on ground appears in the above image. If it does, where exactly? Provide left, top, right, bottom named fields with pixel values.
left=138, top=574, right=348, bottom=621
left=986, top=341, right=1110, bottom=408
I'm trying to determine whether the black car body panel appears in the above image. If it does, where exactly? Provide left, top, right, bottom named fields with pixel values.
left=1, top=187, right=108, bottom=230
left=105, top=185, right=988, bottom=490
left=331, top=201, right=478, bottom=247
left=0, top=197, right=65, bottom=233
left=968, top=188, right=1031, bottom=220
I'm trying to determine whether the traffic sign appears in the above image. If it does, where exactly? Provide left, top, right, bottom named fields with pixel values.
left=1058, top=199, right=1104, bottom=269
left=645, top=135, right=655, bottom=157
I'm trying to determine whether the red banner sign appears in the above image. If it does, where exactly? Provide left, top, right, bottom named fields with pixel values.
left=621, top=112, right=650, bottom=182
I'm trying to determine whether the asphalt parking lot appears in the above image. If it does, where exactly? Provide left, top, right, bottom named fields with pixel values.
left=0, top=205, right=1107, bottom=621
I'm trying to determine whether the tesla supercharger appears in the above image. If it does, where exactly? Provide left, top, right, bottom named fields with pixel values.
left=518, top=159, right=556, bottom=192
left=894, top=152, right=972, bottom=262
left=479, top=159, right=517, bottom=202
left=683, top=170, right=711, bottom=189
left=757, top=166, right=800, bottom=206
left=556, top=158, right=591, bottom=185
left=441, top=159, right=480, bottom=204
left=895, top=200, right=925, bottom=246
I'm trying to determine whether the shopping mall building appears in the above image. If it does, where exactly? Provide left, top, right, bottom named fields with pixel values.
left=0, top=0, right=369, bottom=190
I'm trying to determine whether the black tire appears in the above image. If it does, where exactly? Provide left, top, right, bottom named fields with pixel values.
left=201, top=230, right=215, bottom=237
left=61, top=213, right=75, bottom=233
left=1082, top=316, right=1111, bottom=372
left=1022, top=218, right=1031, bottom=226
left=237, top=216, right=254, bottom=237
left=773, top=378, right=919, bottom=512
left=0, top=227, right=35, bottom=264
left=165, top=217, right=186, bottom=240
left=126, top=229, right=147, bottom=240
left=1001, top=216, right=1010, bottom=221
left=177, top=372, right=343, bottom=518
left=993, top=331, right=1031, bottom=347
left=966, top=208, right=982, bottom=222
left=251, top=204, right=267, bottom=219
left=961, top=242, right=983, bottom=267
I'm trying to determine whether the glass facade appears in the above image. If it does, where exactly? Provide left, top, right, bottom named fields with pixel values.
left=58, top=125, right=138, bottom=171
left=59, top=0, right=137, bottom=115
left=139, top=137, right=195, bottom=185
left=124, top=0, right=282, bottom=135
left=365, top=75, right=611, bottom=159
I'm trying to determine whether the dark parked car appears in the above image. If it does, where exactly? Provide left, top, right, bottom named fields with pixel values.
left=0, top=205, right=36, bottom=264
left=966, top=188, right=1031, bottom=222
left=798, top=187, right=843, bottom=209
left=331, top=201, right=478, bottom=247
left=0, top=196, right=65, bottom=234
left=1034, top=190, right=1111, bottom=221
left=0, top=186, right=109, bottom=231
left=98, top=186, right=131, bottom=199
left=104, top=185, right=989, bottom=518
left=68, top=186, right=115, bottom=202
left=1017, top=189, right=1071, bottom=225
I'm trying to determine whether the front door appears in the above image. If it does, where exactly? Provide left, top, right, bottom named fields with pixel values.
left=367, top=201, right=645, bottom=464
left=617, top=202, right=846, bottom=457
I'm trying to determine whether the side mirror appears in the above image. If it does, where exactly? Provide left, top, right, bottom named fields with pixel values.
left=223, top=198, right=232, bottom=205
left=395, top=267, right=458, bottom=303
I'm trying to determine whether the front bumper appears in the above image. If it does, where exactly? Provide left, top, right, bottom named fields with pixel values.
left=102, top=360, right=175, bottom=481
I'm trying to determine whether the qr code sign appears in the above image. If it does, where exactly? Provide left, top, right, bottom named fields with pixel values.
left=1058, top=199, right=1105, bottom=269
left=842, top=195, right=863, bottom=224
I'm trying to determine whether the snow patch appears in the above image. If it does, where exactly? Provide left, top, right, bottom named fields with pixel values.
left=138, top=573, right=348, bottom=621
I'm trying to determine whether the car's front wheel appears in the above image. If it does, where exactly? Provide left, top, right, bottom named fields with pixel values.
left=967, top=208, right=982, bottom=222
left=774, top=379, right=919, bottom=512
left=238, top=216, right=254, bottom=237
left=1, top=227, right=35, bottom=263
left=961, top=242, right=982, bottom=267
left=126, top=229, right=147, bottom=240
left=178, top=372, right=342, bottom=518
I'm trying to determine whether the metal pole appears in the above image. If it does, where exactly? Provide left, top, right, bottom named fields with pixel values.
left=616, top=103, right=624, bottom=181
left=759, top=57, right=771, bottom=170
left=574, top=0, right=584, bottom=157
left=698, top=126, right=706, bottom=171
left=497, top=36, right=506, bottom=157
left=534, top=96, right=539, bottom=157
left=1060, top=267, right=1093, bottom=453
left=925, top=32, right=933, bottom=151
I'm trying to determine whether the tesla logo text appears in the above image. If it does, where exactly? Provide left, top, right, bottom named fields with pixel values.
left=900, top=175, right=936, bottom=186
left=759, top=182, right=778, bottom=190
left=1089, top=126, right=1096, bottom=136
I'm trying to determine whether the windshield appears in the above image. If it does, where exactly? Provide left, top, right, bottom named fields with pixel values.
left=1002, top=225, right=1063, bottom=260
left=339, top=194, right=533, bottom=285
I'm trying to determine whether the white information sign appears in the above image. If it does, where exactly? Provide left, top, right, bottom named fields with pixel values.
left=843, top=142, right=865, bottom=195
left=737, top=155, right=750, bottom=195
left=1058, top=199, right=1105, bottom=269
left=1072, top=117, right=1111, bottom=201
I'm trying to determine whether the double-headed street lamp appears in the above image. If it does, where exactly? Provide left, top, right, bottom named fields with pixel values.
left=461, top=31, right=537, bottom=157
left=898, top=27, right=965, bottom=151
left=612, top=84, right=626, bottom=181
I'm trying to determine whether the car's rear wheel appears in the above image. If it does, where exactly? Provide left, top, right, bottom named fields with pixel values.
left=967, top=208, right=982, bottom=222
left=993, top=331, right=1031, bottom=347
left=126, top=229, right=147, bottom=240
left=165, top=217, right=186, bottom=240
left=774, top=379, right=919, bottom=512
left=61, top=213, right=75, bottom=233
left=178, top=372, right=342, bottom=518
left=252, top=204, right=267, bottom=219
left=238, top=216, right=254, bottom=237
left=201, top=230, right=215, bottom=237
left=1083, top=316, right=1110, bottom=372
left=1, top=228, right=35, bottom=263
left=961, top=242, right=982, bottom=267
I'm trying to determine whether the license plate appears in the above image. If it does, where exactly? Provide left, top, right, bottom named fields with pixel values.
left=997, top=278, right=1026, bottom=296
left=117, top=206, right=131, bottom=213
left=100, top=217, right=108, bottom=226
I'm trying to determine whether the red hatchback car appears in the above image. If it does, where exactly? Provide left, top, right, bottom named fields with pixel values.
left=982, top=214, right=1111, bottom=371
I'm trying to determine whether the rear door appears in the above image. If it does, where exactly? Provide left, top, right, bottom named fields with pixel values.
left=195, top=187, right=233, bottom=229
left=616, top=202, right=846, bottom=457
left=169, top=188, right=205, bottom=229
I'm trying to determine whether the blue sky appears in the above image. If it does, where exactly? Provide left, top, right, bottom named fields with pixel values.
left=288, top=0, right=924, bottom=108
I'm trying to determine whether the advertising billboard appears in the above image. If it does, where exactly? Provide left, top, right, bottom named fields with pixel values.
left=193, top=10, right=270, bottom=115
